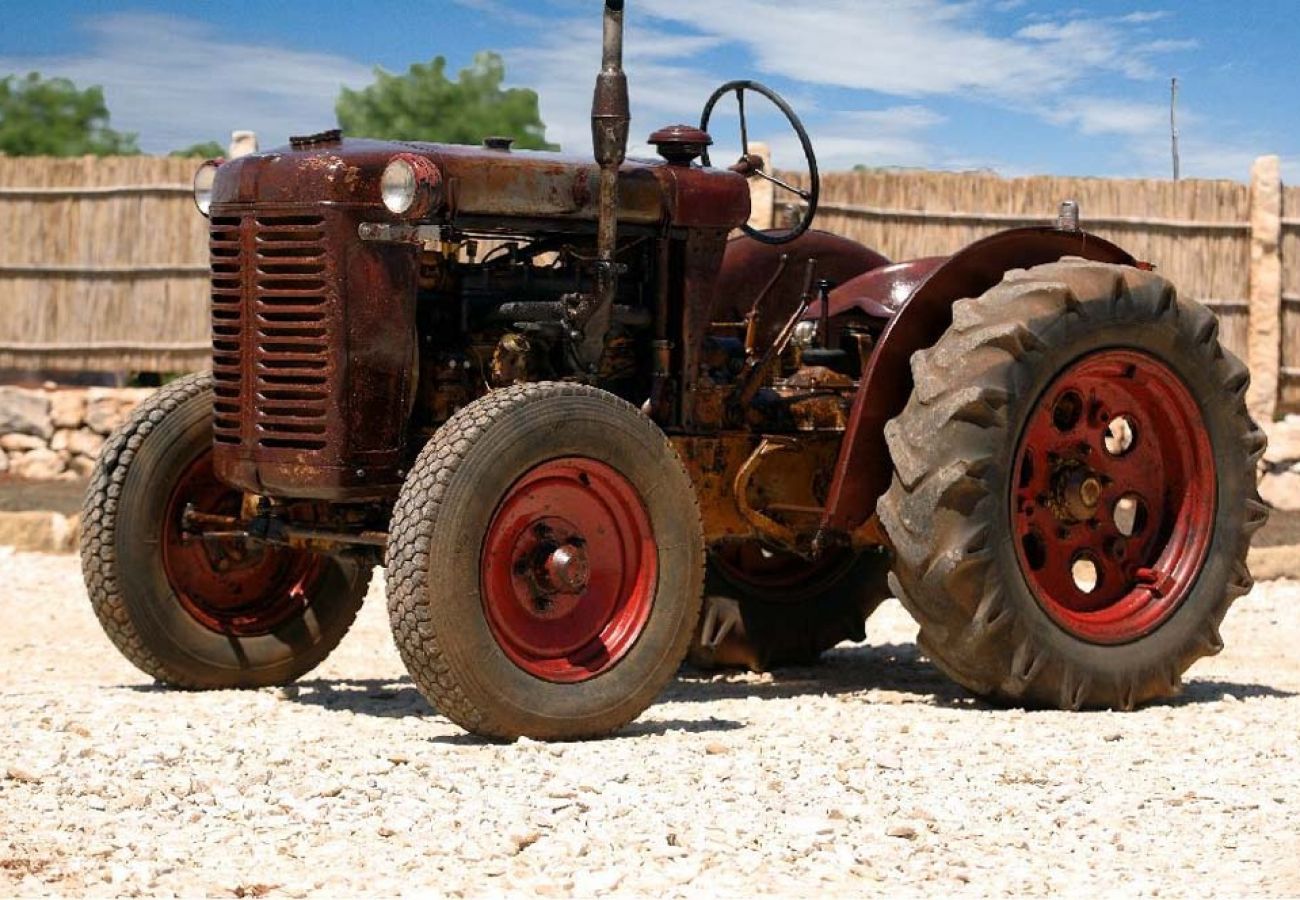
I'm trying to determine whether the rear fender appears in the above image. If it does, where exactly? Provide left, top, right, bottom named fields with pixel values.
left=713, top=230, right=890, bottom=350
left=820, top=226, right=1136, bottom=534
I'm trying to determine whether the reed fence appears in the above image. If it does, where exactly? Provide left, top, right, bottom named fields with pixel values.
left=772, top=157, right=1293, bottom=418
left=0, top=156, right=210, bottom=373
left=0, top=153, right=1295, bottom=417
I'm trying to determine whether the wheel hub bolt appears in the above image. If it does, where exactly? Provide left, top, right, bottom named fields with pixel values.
left=1079, top=477, right=1102, bottom=508
left=1059, top=471, right=1105, bottom=522
left=539, top=545, right=590, bottom=594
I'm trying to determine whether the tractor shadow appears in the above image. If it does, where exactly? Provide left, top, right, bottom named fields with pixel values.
left=255, top=642, right=1294, bottom=727
left=283, top=677, right=746, bottom=740
left=667, top=642, right=975, bottom=708
left=667, top=640, right=1297, bottom=711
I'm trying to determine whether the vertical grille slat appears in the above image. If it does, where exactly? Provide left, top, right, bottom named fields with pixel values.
left=209, top=216, right=243, bottom=445
left=209, top=212, right=334, bottom=453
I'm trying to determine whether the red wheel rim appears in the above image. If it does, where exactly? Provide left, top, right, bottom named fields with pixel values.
left=480, top=458, right=657, bottom=683
left=162, top=451, right=325, bottom=637
left=1011, top=349, right=1216, bottom=644
left=712, top=542, right=853, bottom=599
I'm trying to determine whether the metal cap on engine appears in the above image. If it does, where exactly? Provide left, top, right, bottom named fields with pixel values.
left=649, top=125, right=712, bottom=166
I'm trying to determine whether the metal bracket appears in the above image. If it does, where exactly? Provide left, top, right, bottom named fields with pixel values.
left=358, top=222, right=443, bottom=245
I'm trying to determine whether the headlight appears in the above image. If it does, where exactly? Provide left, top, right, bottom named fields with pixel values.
left=380, top=154, right=443, bottom=217
left=193, top=160, right=220, bottom=217
left=381, top=158, right=418, bottom=214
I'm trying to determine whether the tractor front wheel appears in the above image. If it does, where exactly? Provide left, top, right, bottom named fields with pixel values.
left=80, top=373, right=371, bottom=688
left=879, top=261, right=1268, bottom=710
left=386, top=383, right=705, bottom=740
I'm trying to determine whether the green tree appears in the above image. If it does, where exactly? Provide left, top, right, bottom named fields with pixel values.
left=0, top=72, right=138, bottom=156
left=170, top=140, right=225, bottom=159
left=336, top=52, right=557, bottom=151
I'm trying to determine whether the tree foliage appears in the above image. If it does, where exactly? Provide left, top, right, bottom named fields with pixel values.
left=336, top=52, right=557, bottom=151
left=0, top=73, right=139, bottom=156
left=170, top=141, right=226, bottom=159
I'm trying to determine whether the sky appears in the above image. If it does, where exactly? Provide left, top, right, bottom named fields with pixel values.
left=0, top=0, right=1295, bottom=182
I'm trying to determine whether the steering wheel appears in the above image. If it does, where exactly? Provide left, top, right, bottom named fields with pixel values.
left=700, top=80, right=820, bottom=245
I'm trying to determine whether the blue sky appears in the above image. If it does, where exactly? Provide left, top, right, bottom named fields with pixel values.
left=0, top=1, right=1295, bottom=181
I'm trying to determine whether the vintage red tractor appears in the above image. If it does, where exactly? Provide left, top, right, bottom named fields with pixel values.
left=82, top=0, right=1267, bottom=739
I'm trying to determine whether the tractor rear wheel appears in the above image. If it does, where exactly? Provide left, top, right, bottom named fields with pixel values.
left=690, top=543, right=890, bottom=671
left=80, top=373, right=371, bottom=689
left=386, top=383, right=705, bottom=740
left=879, top=260, right=1268, bottom=710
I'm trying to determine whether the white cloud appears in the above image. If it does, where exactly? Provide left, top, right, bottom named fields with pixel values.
left=1119, top=11, right=1171, bottom=24
left=761, top=106, right=947, bottom=170
left=497, top=17, right=728, bottom=155
left=1046, top=97, right=1171, bottom=137
left=0, top=14, right=373, bottom=153
left=2, top=2, right=1235, bottom=179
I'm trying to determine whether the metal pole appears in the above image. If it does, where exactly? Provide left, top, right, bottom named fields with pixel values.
left=1170, top=77, right=1181, bottom=182
left=578, top=0, right=631, bottom=369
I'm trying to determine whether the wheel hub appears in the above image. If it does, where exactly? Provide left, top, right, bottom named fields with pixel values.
left=537, top=544, right=591, bottom=596
left=481, top=458, right=657, bottom=683
left=162, top=452, right=325, bottom=636
left=1051, top=465, right=1105, bottom=523
left=1011, top=349, right=1216, bottom=644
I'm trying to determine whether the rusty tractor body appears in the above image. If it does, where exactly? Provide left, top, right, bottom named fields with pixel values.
left=82, top=0, right=1266, bottom=739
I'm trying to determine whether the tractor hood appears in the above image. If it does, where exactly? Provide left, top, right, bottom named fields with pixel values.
left=209, top=135, right=752, bottom=230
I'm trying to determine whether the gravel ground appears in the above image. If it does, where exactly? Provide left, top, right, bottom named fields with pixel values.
left=2, top=549, right=1298, bottom=898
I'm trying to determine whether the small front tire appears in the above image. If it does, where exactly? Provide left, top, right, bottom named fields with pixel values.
left=386, top=383, right=705, bottom=740
left=80, top=373, right=371, bottom=689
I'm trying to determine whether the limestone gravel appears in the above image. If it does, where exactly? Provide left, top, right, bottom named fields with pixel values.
left=1, top=548, right=1298, bottom=897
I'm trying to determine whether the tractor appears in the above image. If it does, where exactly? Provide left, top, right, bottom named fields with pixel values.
left=82, top=0, right=1267, bottom=740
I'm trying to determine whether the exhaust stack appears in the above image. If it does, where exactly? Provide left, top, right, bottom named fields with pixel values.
left=578, top=0, right=631, bottom=367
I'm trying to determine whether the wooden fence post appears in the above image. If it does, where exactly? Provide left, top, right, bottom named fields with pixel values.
left=1247, top=154, right=1282, bottom=421
left=747, top=141, right=774, bottom=232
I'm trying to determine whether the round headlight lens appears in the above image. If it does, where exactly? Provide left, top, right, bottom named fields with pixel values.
left=193, top=160, right=220, bottom=217
left=381, top=158, right=418, bottom=214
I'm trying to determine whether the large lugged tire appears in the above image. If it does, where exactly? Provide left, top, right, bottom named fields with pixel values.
left=386, top=382, right=705, bottom=740
left=690, top=545, right=891, bottom=671
left=80, top=373, right=371, bottom=688
left=878, top=261, right=1269, bottom=710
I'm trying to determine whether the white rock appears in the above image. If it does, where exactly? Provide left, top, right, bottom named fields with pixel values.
left=1264, top=416, right=1300, bottom=465
left=65, top=428, right=104, bottom=457
left=84, top=390, right=127, bottom=435
left=49, top=389, right=88, bottom=429
left=1260, top=470, right=1300, bottom=511
left=0, top=386, right=52, bottom=440
left=573, top=867, right=624, bottom=895
left=10, top=448, right=66, bottom=480
left=0, top=433, right=47, bottom=452
left=6, top=763, right=42, bottom=783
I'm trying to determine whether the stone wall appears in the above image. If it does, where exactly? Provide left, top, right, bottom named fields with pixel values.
left=2, top=383, right=1300, bottom=514
left=1261, top=416, right=1300, bottom=511
left=0, top=386, right=154, bottom=480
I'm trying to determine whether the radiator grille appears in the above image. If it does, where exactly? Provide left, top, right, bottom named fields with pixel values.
left=253, top=215, right=329, bottom=450
left=209, top=217, right=243, bottom=445
left=209, top=213, right=333, bottom=453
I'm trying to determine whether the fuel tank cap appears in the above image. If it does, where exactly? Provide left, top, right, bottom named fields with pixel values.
left=649, top=125, right=712, bottom=166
